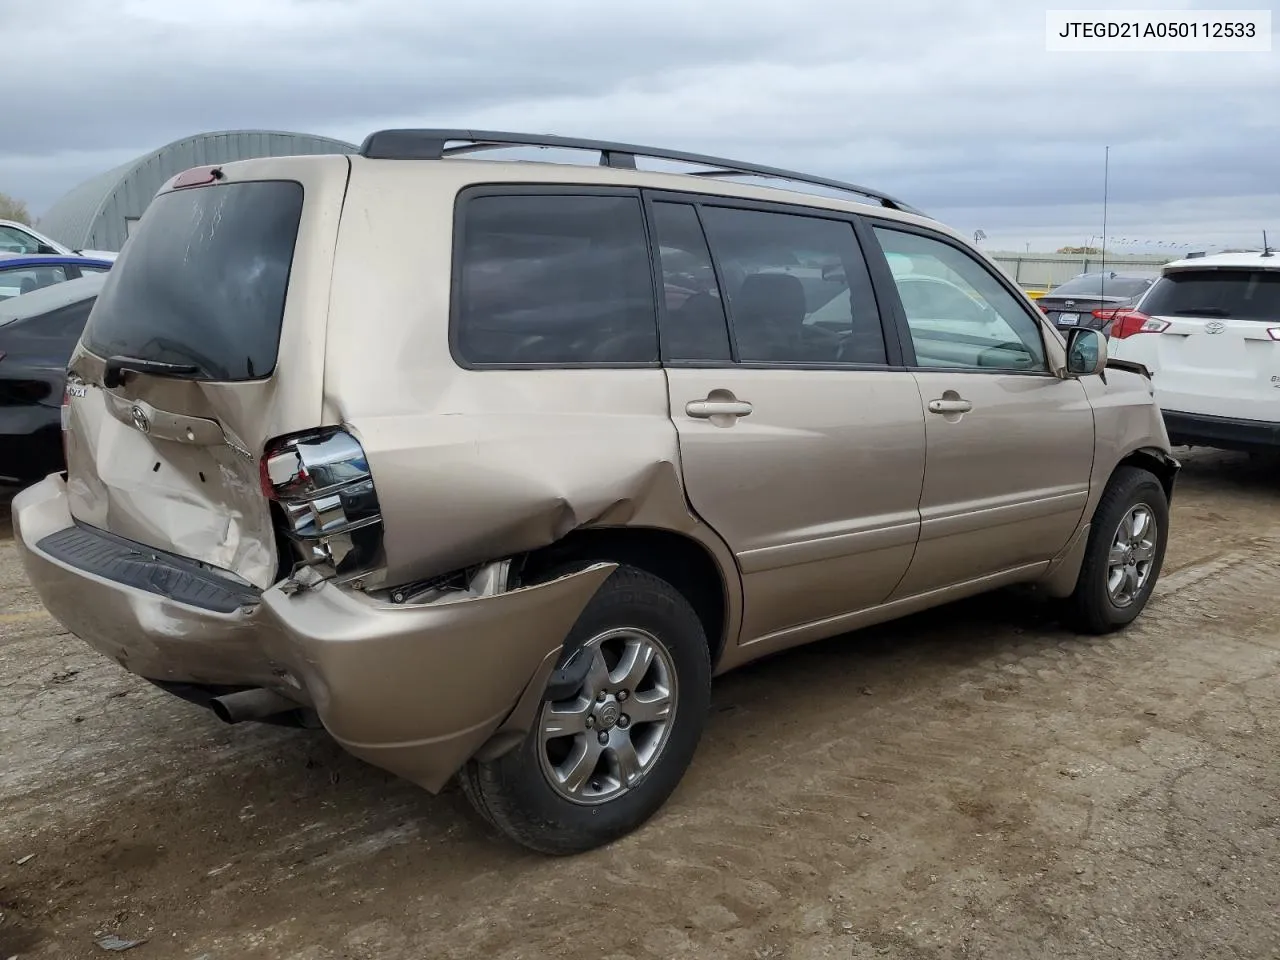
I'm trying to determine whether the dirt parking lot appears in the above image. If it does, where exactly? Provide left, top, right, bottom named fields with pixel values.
left=2, top=450, right=1279, bottom=960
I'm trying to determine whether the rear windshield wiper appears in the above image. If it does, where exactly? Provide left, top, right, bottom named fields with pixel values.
left=1172, top=308, right=1231, bottom=317
left=103, top=355, right=199, bottom=388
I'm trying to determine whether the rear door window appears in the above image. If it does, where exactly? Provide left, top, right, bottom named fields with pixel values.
left=696, top=205, right=887, bottom=365
left=82, top=180, right=304, bottom=380
left=1141, top=269, right=1280, bottom=321
left=454, top=193, right=658, bottom=366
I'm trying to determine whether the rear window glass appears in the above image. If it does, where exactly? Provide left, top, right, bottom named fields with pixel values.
left=0, top=300, right=94, bottom=359
left=31, top=299, right=95, bottom=340
left=454, top=194, right=658, bottom=365
left=1051, top=274, right=1152, bottom=299
left=1141, top=269, right=1280, bottom=322
left=83, top=181, right=303, bottom=380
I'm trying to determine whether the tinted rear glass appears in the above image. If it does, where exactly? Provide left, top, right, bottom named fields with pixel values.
left=1142, top=269, right=1280, bottom=321
left=83, top=181, right=303, bottom=380
left=454, top=194, right=658, bottom=365
left=0, top=300, right=94, bottom=359
left=1050, top=274, right=1151, bottom=298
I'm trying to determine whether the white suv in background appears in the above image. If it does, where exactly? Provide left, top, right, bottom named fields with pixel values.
left=0, top=219, right=118, bottom=261
left=1108, top=252, right=1280, bottom=453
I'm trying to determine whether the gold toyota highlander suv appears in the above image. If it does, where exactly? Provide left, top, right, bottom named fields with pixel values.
left=13, top=130, right=1178, bottom=854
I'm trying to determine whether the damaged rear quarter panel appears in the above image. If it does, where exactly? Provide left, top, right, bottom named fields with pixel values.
left=347, top=373, right=692, bottom=587
left=321, top=161, right=722, bottom=591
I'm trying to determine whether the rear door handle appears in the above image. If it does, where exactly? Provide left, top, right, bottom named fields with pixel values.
left=686, top=399, right=753, bottom=419
left=927, top=398, right=973, bottom=415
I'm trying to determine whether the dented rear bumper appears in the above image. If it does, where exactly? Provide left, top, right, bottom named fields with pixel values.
left=13, top=474, right=613, bottom=792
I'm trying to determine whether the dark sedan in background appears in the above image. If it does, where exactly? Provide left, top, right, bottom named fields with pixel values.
left=0, top=274, right=104, bottom=486
left=1038, top=271, right=1157, bottom=335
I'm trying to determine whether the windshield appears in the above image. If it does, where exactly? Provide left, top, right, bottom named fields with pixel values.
left=82, top=180, right=304, bottom=380
left=1050, top=274, right=1152, bottom=299
left=1142, top=269, right=1280, bottom=321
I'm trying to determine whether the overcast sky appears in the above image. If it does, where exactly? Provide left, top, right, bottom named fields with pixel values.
left=2, top=0, right=1277, bottom=251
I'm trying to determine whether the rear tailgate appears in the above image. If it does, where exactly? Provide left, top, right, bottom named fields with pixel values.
left=1128, top=267, right=1280, bottom=421
left=62, top=155, right=351, bottom=589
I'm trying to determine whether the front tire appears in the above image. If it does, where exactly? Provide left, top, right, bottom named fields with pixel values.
left=460, top=565, right=711, bottom=855
left=1068, top=466, right=1169, bottom=634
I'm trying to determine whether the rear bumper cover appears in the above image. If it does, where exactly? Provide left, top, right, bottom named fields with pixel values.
left=12, top=474, right=613, bottom=792
left=1163, top=410, right=1280, bottom=452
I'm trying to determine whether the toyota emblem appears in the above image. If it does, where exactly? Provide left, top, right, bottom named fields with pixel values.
left=130, top=405, right=151, bottom=434
left=1205, top=321, right=1226, bottom=335
left=1064, top=300, right=1075, bottom=308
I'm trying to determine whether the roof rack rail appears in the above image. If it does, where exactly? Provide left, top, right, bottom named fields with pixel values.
left=357, top=129, right=925, bottom=216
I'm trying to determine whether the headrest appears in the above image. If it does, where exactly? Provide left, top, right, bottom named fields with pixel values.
left=737, top=273, right=806, bottom=325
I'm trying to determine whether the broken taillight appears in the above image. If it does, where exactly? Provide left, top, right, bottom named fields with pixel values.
left=259, top=428, right=384, bottom=581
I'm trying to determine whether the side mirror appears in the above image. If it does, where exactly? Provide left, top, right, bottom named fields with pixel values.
left=1066, top=327, right=1107, bottom=377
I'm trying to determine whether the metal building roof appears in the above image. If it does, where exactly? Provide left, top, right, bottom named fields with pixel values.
left=37, top=130, right=357, bottom=253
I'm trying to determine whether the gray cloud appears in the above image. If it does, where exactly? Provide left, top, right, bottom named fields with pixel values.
left=2, top=0, right=1277, bottom=249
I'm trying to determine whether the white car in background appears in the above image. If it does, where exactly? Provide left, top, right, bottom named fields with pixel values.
left=0, top=219, right=117, bottom=261
left=1108, top=251, right=1280, bottom=453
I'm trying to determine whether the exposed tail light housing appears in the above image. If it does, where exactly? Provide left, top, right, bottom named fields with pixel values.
left=1267, top=328, right=1280, bottom=341
left=1096, top=308, right=1169, bottom=339
left=60, top=383, right=70, bottom=468
left=260, top=428, right=384, bottom=582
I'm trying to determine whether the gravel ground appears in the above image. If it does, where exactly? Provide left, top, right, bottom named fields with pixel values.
left=1, top=449, right=1278, bottom=960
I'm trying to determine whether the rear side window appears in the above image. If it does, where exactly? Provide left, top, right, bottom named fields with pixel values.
left=83, top=181, right=303, bottom=380
left=0, top=265, right=69, bottom=300
left=1051, top=274, right=1152, bottom=299
left=454, top=194, right=658, bottom=366
left=1141, top=269, right=1280, bottom=322
left=697, top=206, right=886, bottom=365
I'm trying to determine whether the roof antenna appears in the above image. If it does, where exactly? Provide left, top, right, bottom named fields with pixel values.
left=1099, top=145, right=1110, bottom=301
left=1262, top=230, right=1274, bottom=258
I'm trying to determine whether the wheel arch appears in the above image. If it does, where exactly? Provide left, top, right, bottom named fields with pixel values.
left=519, top=525, right=738, bottom=672
left=1116, top=446, right=1180, bottom=504
left=1039, top=445, right=1179, bottom=599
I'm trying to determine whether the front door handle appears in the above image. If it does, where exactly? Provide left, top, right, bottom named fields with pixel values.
left=927, top=398, right=973, bottom=415
left=686, top=399, right=753, bottom=419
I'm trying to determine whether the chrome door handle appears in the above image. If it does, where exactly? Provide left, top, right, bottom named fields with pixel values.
left=686, top=399, right=753, bottom=419
left=927, top=398, right=973, bottom=414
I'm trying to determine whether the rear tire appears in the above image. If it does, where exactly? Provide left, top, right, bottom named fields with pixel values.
left=1068, top=466, right=1169, bottom=634
left=460, top=565, right=711, bottom=855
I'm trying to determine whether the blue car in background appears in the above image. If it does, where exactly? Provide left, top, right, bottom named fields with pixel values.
left=0, top=252, right=113, bottom=301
